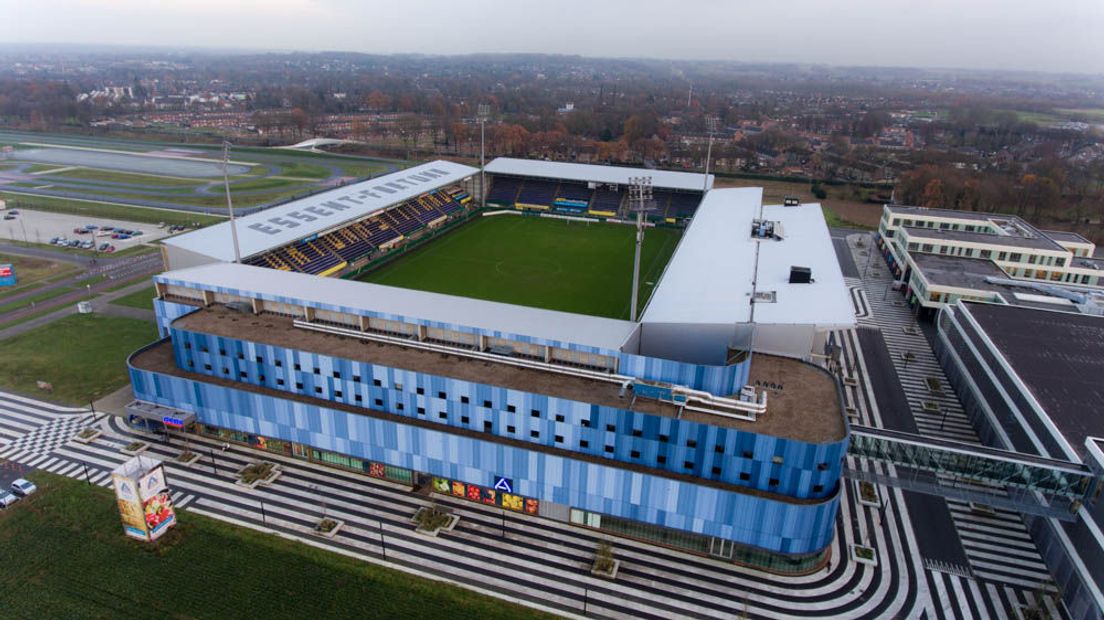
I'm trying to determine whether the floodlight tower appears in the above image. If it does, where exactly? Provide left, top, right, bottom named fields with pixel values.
left=628, top=176, right=656, bottom=322
left=222, top=141, right=242, bottom=264
left=703, top=114, right=719, bottom=193
left=478, top=103, right=491, bottom=208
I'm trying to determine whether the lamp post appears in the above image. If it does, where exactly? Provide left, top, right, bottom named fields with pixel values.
left=478, top=103, right=490, bottom=208
left=628, top=177, right=655, bottom=322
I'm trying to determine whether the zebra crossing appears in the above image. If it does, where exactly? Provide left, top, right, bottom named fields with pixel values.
left=845, top=234, right=1063, bottom=618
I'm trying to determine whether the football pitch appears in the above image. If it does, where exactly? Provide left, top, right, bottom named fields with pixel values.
left=355, top=215, right=682, bottom=320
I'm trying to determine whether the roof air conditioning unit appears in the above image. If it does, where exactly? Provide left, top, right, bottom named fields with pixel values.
left=789, top=266, right=812, bottom=284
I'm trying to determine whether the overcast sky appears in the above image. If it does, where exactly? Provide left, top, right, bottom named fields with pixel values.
left=3, top=0, right=1102, bottom=74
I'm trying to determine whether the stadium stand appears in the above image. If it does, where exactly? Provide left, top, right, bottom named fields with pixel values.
left=589, top=187, right=624, bottom=216
left=244, top=185, right=469, bottom=277
left=486, top=177, right=523, bottom=206
left=515, top=179, right=559, bottom=210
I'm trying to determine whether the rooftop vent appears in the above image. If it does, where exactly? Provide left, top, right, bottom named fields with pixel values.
left=783, top=196, right=801, bottom=207
left=789, top=266, right=812, bottom=284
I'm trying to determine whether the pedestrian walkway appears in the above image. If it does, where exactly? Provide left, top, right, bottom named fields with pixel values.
left=844, top=234, right=1060, bottom=616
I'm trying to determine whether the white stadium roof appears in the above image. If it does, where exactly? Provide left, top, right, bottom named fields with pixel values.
left=484, top=158, right=712, bottom=192
left=156, top=263, right=639, bottom=352
left=162, top=160, right=478, bottom=263
left=642, top=188, right=853, bottom=328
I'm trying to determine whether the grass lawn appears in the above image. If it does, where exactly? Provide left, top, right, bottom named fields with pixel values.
left=357, top=215, right=681, bottom=320
left=0, top=313, right=158, bottom=404
left=50, top=167, right=209, bottom=187
left=0, top=192, right=225, bottom=227
left=110, top=285, right=157, bottom=310
left=0, top=251, right=79, bottom=299
left=0, top=473, right=546, bottom=620
left=275, top=160, right=333, bottom=179
left=0, top=285, right=75, bottom=314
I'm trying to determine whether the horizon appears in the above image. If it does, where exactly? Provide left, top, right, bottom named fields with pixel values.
left=2, top=0, right=1102, bottom=76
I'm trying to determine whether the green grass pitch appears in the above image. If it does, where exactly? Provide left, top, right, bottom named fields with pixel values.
left=356, top=215, right=682, bottom=320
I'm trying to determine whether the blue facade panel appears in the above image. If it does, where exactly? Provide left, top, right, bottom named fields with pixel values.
left=130, top=364, right=841, bottom=555
left=153, top=298, right=200, bottom=338
left=168, top=327, right=846, bottom=501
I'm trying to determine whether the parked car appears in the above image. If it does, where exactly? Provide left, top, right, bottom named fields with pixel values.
left=7, top=210, right=18, bottom=215
left=2, top=215, right=14, bottom=221
left=10, top=478, right=37, bottom=497
left=85, top=224, right=98, bottom=230
left=0, top=490, right=18, bottom=509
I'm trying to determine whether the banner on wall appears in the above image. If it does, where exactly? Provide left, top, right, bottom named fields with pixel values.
left=0, top=264, right=15, bottom=288
left=112, top=457, right=177, bottom=542
left=432, top=475, right=539, bottom=515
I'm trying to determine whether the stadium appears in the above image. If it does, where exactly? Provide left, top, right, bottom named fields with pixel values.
left=132, top=157, right=854, bottom=573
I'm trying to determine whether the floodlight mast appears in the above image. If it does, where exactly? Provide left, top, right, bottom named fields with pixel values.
left=628, top=176, right=654, bottom=322
left=478, top=103, right=490, bottom=208
left=222, top=141, right=242, bottom=264
left=703, top=115, right=719, bottom=193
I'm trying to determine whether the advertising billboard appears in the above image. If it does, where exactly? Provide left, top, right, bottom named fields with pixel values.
left=112, top=458, right=177, bottom=542
left=138, top=465, right=177, bottom=540
left=112, top=473, right=149, bottom=540
left=0, top=264, right=15, bottom=288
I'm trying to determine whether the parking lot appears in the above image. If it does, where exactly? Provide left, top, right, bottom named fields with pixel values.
left=1, top=208, right=173, bottom=252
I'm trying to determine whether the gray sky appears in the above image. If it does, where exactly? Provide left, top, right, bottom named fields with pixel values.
left=3, top=0, right=1102, bottom=74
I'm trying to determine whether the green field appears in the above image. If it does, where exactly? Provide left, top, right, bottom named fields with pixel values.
left=0, top=251, right=79, bottom=299
left=357, top=215, right=681, bottom=320
left=0, top=191, right=224, bottom=227
left=110, top=285, right=157, bottom=310
left=0, top=473, right=544, bottom=620
left=0, top=314, right=158, bottom=404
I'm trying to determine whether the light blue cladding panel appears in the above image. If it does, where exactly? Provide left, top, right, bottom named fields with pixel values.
left=153, top=299, right=200, bottom=338
left=168, top=327, right=846, bottom=500
left=130, top=364, right=840, bottom=555
left=153, top=276, right=750, bottom=395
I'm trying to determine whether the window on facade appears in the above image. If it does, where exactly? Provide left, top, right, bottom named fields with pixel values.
left=237, top=353, right=245, bottom=360
left=712, top=466, right=722, bottom=475
left=630, top=450, right=640, bottom=458
left=507, top=404, right=517, bottom=413
left=438, top=411, right=448, bottom=419
left=508, top=425, right=516, bottom=433
left=742, top=450, right=754, bottom=459
left=294, top=363, right=301, bottom=371
left=606, top=424, right=616, bottom=432
left=277, top=378, right=285, bottom=386
left=659, top=434, right=669, bottom=442
left=921, top=244, right=933, bottom=253
left=461, top=396, right=469, bottom=404
left=334, top=390, right=343, bottom=399
left=200, top=346, right=209, bottom=353
left=417, top=407, right=425, bottom=415
left=684, top=461, right=694, bottom=469
left=416, top=387, right=425, bottom=395
left=715, top=445, right=725, bottom=454
left=657, top=455, right=667, bottom=464
left=438, top=391, right=447, bottom=399
left=355, top=394, right=363, bottom=402
left=396, top=402, right=403, bottom=410
left=394, top=382, right=403, bottom=391
left=769, top=478, right=779, bottom=486
left=686, top=439, right=697, bottom=448
left=1009, top=253, right=1022, bottom=262
left=817, top=462, right=828, bottom=471
left=296, top=382, right=303, bottom=390
left=813, top=484, right=824, bottom=493
left=739, top=472, right=750, bottom=481
left=605, top=445, right=615, bottom=453
left=314, top=387, right=322, bottom=394
left=461, top=416, right=469, bottom=424
left=530, top=430, right=540, bottom=438
left=258, top=375, right=265, bottom=382
left=222, top=368, right=229, bottom=375
left=632, top=429, right=642, bottom=437
left=187, top=360, right=195, bottom=368
left=255, top=356, right=263, bottom=363
left=555, top=435, right=564, bottom=443
left=555, top=414, right=565, bottom=422
left=530, top=408, right=540, bottom=417
left=240, top=371, right=248, bottom=379
left=484, top=421, right=493, bottom=432
left=771, top=455, right=784, bottom=465
left=219, top=348, right=226, bottom=356
left=374, top=398, right=383, bottom=407
left=1027, top=255, right=1036, bottom=264
left=579, top=439, right=588, bottom=448
left=275, top=360, right=282, bottom=368
left=581, top=420, right=590, bottom=428
left=313, top=367, right=320, bottom=375
left=184, top=342, right=192, bottom=350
